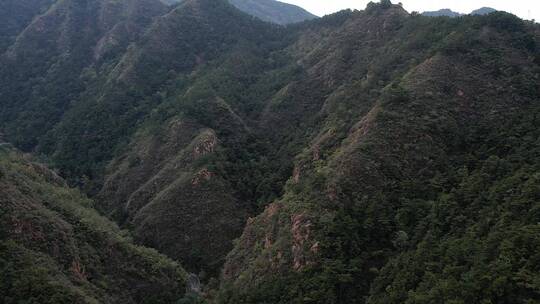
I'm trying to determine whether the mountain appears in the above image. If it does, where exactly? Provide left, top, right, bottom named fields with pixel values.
left=423, top=7, right=499, bottom=18
left=0, top=146, right=187, bottom=303
left=0, top=0, right=57, bottom=52
left=471, top=7, right=498, bottom=15
left=163, top=0, right=317, bottom=24
left=422, top=9, right=463, bottom=17
left=228, top=0, right=316, bottom=24
left=42, top=0, right=289, bottom=275
left=0, top=0, right=168, bottom=152
left=216, top=5, right=540, bottom=303
left=0, top=0, right=539, bottom=303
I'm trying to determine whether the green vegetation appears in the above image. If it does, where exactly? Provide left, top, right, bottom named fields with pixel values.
left=216, top=5, right=540, bottom=304
left=0, top=0, right=57, bottom=52
left=0, top=147, right=187, bottom=303
left=163, top=0, right=317, bottom=25
left=0, top=0, right=538, bottom=303
left=228, top=0, right=316, bottom=25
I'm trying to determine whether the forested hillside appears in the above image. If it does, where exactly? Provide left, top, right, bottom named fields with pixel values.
left=162, top=0, right=317, bottom=24
left=216, top=3, right=540, bottom=303
left=0, top=146, right=186, bottom=303
left=0, top=0, right=168, bottom=152
left=0, top=0, right=57, bottom=52
left=0, top=0, right=538, bottom=303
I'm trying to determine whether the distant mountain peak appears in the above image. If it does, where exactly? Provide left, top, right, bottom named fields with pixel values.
left=471, top=7, right=498, bottom=15
left=422, top=7, right=499, bottom=18
left=422, top=8, right=463, bottom=17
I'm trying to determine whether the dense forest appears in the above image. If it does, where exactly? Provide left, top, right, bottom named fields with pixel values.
left=0, top=0, right=538, bottom=303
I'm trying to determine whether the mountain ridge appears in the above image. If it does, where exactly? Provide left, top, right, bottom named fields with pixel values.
left=0, top=0, right=538, bottom=303
left=422, top=6, right=499, bottom=17
left=162, top=0, right=316, bottom=24
left=0, top=146, right=187, bottom=303
left=0, top=0, right=57, bottom=52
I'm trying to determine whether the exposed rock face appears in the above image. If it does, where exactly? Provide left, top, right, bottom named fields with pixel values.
left=290, top=213, right=316, bottom=271
left=222, top=202, right=285, bottom=280
left=186, top=273, right=202, bottom=293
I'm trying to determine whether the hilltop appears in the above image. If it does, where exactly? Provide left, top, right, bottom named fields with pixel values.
left=423, top=6, right=499, bottom=17
left=163, top=0, right=317, bottom=24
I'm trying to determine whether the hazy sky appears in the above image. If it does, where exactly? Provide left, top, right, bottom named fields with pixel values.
left=280, top=0, right=539, bottom=21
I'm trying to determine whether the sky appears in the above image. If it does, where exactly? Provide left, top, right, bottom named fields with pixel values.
left=279, top=0, right=540, bottom=21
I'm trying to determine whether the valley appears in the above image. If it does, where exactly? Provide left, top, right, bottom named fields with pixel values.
left=0, top=0, right=539, bottom=303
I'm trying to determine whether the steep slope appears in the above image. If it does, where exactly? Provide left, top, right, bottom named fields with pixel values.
left=99, top=117, right=249, bottom=275
left=0, top=0, right=167, bottom=151
left=0, top=145, right=186, bottom=303
left=217, top=7, right=540, bottom=304
left=42, top=0, right=291, bottom=275
left=0, top=0, right=297, bottom=277
left=37, top=0, right=286, bottom=181
left=228, top=0, right=316, bottom=24
left=0, top=0, right=57, bottom=52
left=0, top=0, right=539, bottom=302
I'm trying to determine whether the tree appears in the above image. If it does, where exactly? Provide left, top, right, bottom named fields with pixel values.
left=380, top=0, right=393, bottom=8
